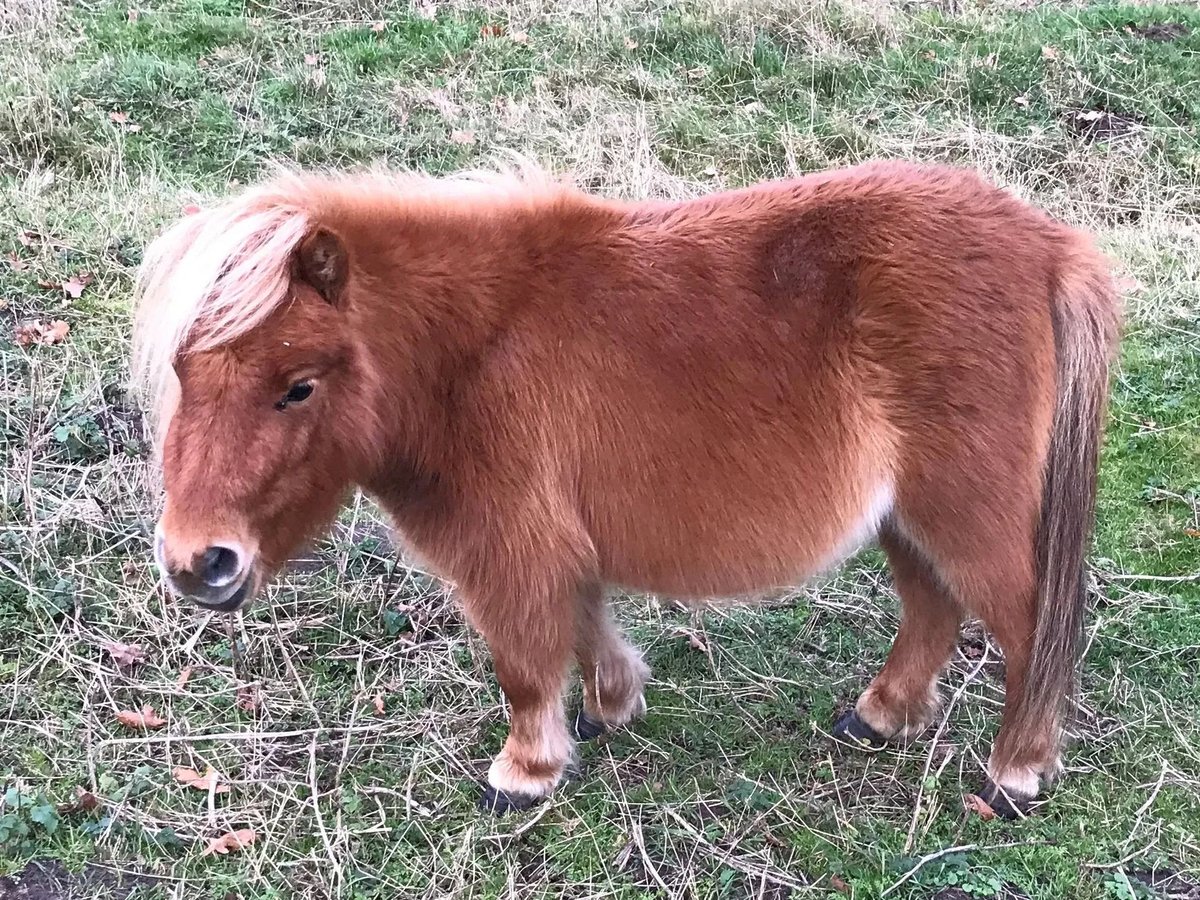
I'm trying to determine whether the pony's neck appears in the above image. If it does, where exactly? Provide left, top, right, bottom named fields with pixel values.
left=342, top=190, right=618, bottom=486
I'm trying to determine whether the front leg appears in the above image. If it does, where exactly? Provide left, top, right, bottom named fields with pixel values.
left=459, top=565, right=584, bottom=814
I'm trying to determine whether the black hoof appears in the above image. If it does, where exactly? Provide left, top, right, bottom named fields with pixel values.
left=479, top=784, right=541, bottom=816
left=573, top=710, right=607, bottom=741
left=831, top=709, right=889, bottom=750
left=976, top=780, right=1033, bottom=820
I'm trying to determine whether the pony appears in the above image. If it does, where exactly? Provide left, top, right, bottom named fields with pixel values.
left=132, top=157, right=1120, bottom=818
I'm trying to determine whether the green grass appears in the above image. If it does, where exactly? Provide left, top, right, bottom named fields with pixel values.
left=2, top=1, right=1199, bottom=898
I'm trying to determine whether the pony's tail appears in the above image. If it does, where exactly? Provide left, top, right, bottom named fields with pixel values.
left=1023, top=246, right=1121, bottom=759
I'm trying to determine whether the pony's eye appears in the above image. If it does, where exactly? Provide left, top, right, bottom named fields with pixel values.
left=276, top=380, right=314, bottom=410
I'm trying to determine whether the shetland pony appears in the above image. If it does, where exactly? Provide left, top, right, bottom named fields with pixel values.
left=133, top=158, right=1120, bottom=817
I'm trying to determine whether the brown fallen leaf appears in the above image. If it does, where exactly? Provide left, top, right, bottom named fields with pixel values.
left=176, top=666, right=195, bottom=689
left=236, top=684, right=260, bottom=712
left=964, top=792, right=997, bottom=821
left=373, top=693, right=385, bottom=716
left=202, top=828, right=256, bottom=856
left=479, top=24, right=505, bottom=38
left=12, top=319, right=70, bottom=347
left=62, top=272, right=94, bottom=299
left=42, top=320, right=70, bottom=343
left=174, top=766, right=230, bottom=794
left=830, top=874, right=851, bottom=895
left=450, top=129, right=476, bottom=145
left=18, top=229, right=41, bottom=247
left=1116, top=275, right=1144, bottom=295
left=57, top=786, right=101, bottom=815
left=109, top=110, right=129, bottom=124
left=1184, top=528, right=1200, bottom=539
left=103, top=641, right=146, bottom=668
left=5, top=251, right=28, bottom=271
left=115, top=705, right=166, bottom=730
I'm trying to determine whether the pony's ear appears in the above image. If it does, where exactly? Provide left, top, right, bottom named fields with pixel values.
left=295, top=227, right=348, bottom=306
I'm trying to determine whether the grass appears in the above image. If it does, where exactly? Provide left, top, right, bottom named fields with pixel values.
left=1, top=0, right=1199, bottom=897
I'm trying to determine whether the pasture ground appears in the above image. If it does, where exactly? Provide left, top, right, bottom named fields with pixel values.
left=1, top=0, right=1199, bottom=898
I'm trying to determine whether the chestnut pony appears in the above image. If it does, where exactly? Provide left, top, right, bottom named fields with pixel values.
left=133, top=158, right=1119, bottom=817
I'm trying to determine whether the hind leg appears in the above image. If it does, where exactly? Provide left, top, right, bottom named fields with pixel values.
left=835, top=527, right=961, bottom=747
left=902, top=509, right=1063, bottom=817
left=572, top=586, right=650, bottom=740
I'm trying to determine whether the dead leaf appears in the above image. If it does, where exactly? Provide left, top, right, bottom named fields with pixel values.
left=18, top=229, right=59, bottom=248
left=176, top=666, right=195, bottom=689
left=42, top=320, right=70, bottom=343
left=57, top=786, right=100, bottom=815
left=1116, top=275, right=1144, bottom=295
left=62, top=272, right=93, bottom=299
left=964, top=793, right=997, bottom=821
left=450, top=129, right=476, bottom=145
left=236, top=685, right=260, bottom=711
left=109, top=110, right=129, bottom=125
left=371, top=21, right=386, bottom=33
left=830, top=874, right=851, bottom=895
left=5, top=251, right=28, bottom=271
left=115, top=705, right=166, bottom=730
left=127, top=8, right=140, bottom=22
left=103, top=641, right=145, bottom=668
left=202, top=828, right=256, bottom=856
left=304, top=53, right=319, bottom=66
left=1041, top=45, right=1060, bottom=60
left=373, top=693, right=385, bottom=716
left=1184, top=528, right=1200, bottom=539
left=174, top=766, right=230, bottom=794
left=12, top=319, right=69, bottom=347
left=479, top=24, right=505, bottom=38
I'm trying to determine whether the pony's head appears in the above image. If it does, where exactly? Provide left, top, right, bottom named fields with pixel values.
left=132, top=176, right=378, bottom=612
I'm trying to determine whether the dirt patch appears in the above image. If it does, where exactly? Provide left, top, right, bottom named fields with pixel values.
left=1125, top=22, right=1191, bottom=42
left=933, top=886, right=1029, bottom=900
left=1128, top=868, right=1200, bottom=899
left=1064, top=108, right=1145, bottom=143
left=0, top=860, right=166, bottom=900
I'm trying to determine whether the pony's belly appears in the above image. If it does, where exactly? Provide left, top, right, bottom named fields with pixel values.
left=596, top=480, right=894, bottom=600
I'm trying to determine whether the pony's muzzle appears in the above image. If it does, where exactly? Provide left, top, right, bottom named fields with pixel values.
left=153, top=525, right=256, bottom=612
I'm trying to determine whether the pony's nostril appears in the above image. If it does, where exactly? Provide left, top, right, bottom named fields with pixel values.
left=199, top=545, right=243, bottom=588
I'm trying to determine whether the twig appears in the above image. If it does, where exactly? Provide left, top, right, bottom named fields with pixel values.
left=904, top=644, right=990, bottom=852
left=882, top=844, right=978, bottom=897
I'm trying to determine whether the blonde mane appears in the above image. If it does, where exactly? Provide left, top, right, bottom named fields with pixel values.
left=130, top=155, right=563, bottom=439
